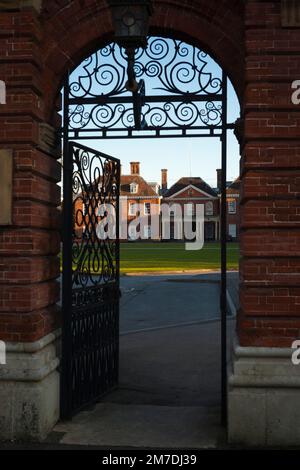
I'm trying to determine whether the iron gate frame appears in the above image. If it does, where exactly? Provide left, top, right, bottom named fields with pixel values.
left=61, top=137, right=121, bottom=419
left=61, top=36, right=236, bottom=425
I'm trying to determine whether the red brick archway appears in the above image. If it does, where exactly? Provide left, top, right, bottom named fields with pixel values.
left=1, top=0, right=300, bottom=445
left=41, top=0, right=244, bottom=120
left=0, top=0, right=245, bottom=347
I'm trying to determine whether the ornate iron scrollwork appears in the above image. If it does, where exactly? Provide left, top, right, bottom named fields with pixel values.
left=72, top=145, right=119, bottom=289
left=66, top=37, right=224, bottom=138
left=61, top=141, right=120, bottom=418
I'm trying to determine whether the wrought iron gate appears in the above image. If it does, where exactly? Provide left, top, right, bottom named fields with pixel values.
left=61, top=36, right=235, bottom=424
left=61, top=141, right=120, bottom=419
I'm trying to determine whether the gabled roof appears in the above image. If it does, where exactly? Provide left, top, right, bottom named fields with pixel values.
left=164, top=177, right=218, bottom=198
left=120, top=175, right=158, bottom=197
left=77, top=173, right=158, bottom=200
left=227, top=177, right=241, bottom=191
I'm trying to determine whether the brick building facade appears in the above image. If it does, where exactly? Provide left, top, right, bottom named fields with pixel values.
left=74, top=162, right=240, bottom=242
left=162, top=176, right=220, bottom=241
left=120, top=162, right=161, bottom=241
left=226, top=178, right=240, bottom=241
left=0, top=0, right=299, bottom=446
left=161, top=170, right=240, bottom=242
left=74, top=164, right=240, bottom=242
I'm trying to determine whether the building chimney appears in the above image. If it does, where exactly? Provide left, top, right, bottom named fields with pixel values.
left=216, top=169, right=222, bottom=192
left=161, top=169, right=168, bottom=192
left=130, top=162, right=140, bottom=175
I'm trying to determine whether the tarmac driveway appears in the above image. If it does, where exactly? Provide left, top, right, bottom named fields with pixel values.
left=120, top=273, right=222, bottom=333
left=52, top=272, right=238, bottom=448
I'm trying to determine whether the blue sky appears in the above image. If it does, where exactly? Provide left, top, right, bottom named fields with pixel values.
left=69, top=38, right=241, bottom=189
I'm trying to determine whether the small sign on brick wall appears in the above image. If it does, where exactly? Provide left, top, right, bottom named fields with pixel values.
left=0, top=149, right=13, bottom=225
left=0, top=1, right=42, bottom=11
left=282, top=0, right=300, bottom=27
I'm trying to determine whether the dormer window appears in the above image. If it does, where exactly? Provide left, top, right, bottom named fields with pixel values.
left=130, top=183, right=138, bottom=194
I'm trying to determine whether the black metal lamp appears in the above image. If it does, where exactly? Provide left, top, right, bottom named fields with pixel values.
left=108, top=0, right=153, bottom=115
left=108, top=0, right=153, bottom=50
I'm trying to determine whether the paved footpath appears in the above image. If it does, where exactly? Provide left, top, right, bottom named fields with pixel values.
left=51, top=272, right=238, bottom=449
left=53, top=320, right=234, bottom=448
left=120, top=272, right=223, bottom=333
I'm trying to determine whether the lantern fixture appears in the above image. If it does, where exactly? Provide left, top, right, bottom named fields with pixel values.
left=108, top=1, right=153, bottom=129
left=108, top=0, right=153, bottom=50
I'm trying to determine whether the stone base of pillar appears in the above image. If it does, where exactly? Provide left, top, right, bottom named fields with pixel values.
left=0, top=330, right=61, bottom=441
left=228, top=337, right=300, bottom=447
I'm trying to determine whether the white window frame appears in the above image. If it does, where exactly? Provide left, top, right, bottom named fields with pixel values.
left=228, top=224, right=237, bottom=238
left=186, top=203, right=194, bottom=216
left=205, top=201, right=214, bottom=216
left=128, top=202, right=137, bottom=216
left=130, top=183, right=138, bottom=194
left=228, top=200, right=237, bottom=214
left=128, top=225, right=137, bottom=240
left=143, top=225, right=151, bottom=239
left=144, top=202, right=151, bottom=215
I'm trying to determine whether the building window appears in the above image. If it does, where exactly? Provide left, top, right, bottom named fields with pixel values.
left=228, top=224, right=237, bottom=238
left=186, top=203, right=194, bottom=216
left=228, top=200, right=237, bottom=214
left=205, top=201, right=214, bottom=216
left=130, top=183, right=138, bottom=194
left=144, top=202, right=151, bottom=215
left=98, top=184, right=106, bottom=194
left=205, top=222, right=215, bottom=241
left=143, top=225, right=151, bottom=239
left=128, top=225, right=137, bottom=240
left=128, top=203, right=137, bottom=216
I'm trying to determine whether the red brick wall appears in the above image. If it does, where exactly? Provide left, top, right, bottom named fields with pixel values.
left=0, top=0, right=244, bottom=343
left=1, top=0, right=299, bottom=348
left=0, top=7, right=61, bottom=342
left=239, top=0, right=300, bottom=347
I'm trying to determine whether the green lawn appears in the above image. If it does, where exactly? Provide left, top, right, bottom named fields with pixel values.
left=120, top=242, right=239, bottom=273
